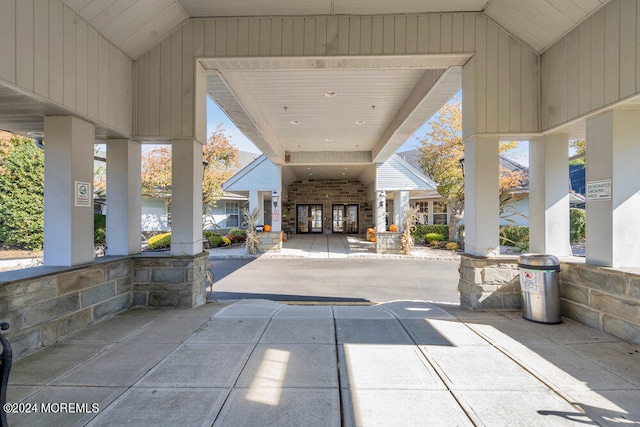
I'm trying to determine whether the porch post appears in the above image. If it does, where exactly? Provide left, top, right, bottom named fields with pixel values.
left=43, top=116, right=95, bottom=266
left=394, top=191, right=409, bottom=230
left=529, top=135, right=571, bottom=256
left=375, top=190, right=386, bottom=233
left=248, top=190, right=260, bottom=223
left=106, top=139, right=141, bottom=255
left=586, top=110, right=640, bottom=267
left=463, top=135, right=500, bottom=256
left=171, top=138, right=203, bottom=256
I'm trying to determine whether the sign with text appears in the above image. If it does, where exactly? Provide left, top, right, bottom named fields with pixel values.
left=272, top=209, right=280, bottom=222
left=586, top=179, right=612, bottom=201
left=74, top=181, right=91, bottom=207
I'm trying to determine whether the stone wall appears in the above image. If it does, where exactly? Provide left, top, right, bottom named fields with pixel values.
left=257, top=231, right=283, bottom=252
left=283, top=179, right=372, bottom=234
left=560, top=262, right=640, bottom=346
left=0, top=258, right=133, bottom=359
left=458, top=255, right=521, bottom=310
left=375, top=232, right=403, bottom=255
left=132, top=252, right=208, bottom=308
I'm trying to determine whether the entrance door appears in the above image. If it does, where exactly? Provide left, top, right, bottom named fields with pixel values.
left=332, top=204, right=359, bottom=233
left=297, top=205, right=323, bottom=233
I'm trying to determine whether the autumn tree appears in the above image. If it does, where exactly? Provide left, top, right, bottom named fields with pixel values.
left=141, top=126, right=239, bottom=207
left=569, top=139, right=586, bottom=165
left=417, top=102, right=528, bottom=242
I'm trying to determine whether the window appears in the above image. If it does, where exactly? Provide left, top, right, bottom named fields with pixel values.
left=412, top=201, right=428, bottom=224
left=433, top=201, right=448, bottom=225
left=225, top=202, right=239, bottom=227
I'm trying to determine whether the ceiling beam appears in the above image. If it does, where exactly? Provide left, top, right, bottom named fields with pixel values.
left=286, top=151, right=371, bottom=165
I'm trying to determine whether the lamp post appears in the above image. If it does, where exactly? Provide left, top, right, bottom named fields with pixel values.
left=459, top=158, right=465, bottom=177
left=272, top=192, right=279, bottom=209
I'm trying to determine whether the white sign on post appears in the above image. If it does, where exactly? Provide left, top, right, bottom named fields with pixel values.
left=74, top=181, right=91, bottom=207
left=586, top=179, right=612, bottom=201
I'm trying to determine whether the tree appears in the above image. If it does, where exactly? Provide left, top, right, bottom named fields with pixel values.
left=0, top=133, right=44, bottom=250
left=417, top=102, right=528, bottom=242
left=569, top=139, right=586, bottom=165
left=140, top=126, right=239, bottom=207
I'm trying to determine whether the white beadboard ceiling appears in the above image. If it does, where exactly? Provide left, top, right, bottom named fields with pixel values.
left=62, top=0, right=610, bottom=58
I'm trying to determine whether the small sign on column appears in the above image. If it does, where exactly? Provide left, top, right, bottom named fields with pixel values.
left=74, top=181, right=91, bottom=207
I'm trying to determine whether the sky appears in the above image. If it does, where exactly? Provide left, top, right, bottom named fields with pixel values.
left=206, top=89, right=534, bottom=167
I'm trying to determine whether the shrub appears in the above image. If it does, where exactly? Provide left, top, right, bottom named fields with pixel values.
left=228, top=228, right=246, bottom=242
left=94, top=214, right=106, bottom=246
left=515, top=235, right=530, bottom=253
left=0, top=137, right=44, bottom=250
left=207, top=233, right=223, bottom=247
left=500, top=225, right=529, bottom=246
left=412, top=224, right=449, bottom=244
left=148, top=232, right=171, bottom=249
left=425, top=232, right=445, bottom=242
left=221, top=237, right=231, bottom=246
left=445, top=242, right=459, bottom=251
left=570, top=208, right=586, bottom=243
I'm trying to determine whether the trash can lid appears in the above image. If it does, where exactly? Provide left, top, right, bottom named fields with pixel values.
left=518, top=254, right=560, bottom=267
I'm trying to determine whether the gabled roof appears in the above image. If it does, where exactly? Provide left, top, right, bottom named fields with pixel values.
left=222, top=154, right=271, bottom=191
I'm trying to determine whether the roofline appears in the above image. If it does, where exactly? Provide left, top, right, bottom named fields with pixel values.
left=222, top=154, right=267, bottom=190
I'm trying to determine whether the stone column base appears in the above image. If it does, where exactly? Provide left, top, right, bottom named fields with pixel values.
left=376, top=232, right=403, bottom=254
left=458, top=254, right=521, bottom=310
left=258, top=232, right=283, bottom=252
left=132, top=252, right=208, bottom=308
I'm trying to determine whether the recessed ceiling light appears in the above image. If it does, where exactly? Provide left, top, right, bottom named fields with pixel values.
left=308, top=173, right=313, bottom=176
left=290, top=120, right=300, bottom=125
left=307, top=167, right=311, bottom=170
left=325, top=138, right=333, bottom=142
left=27, top=131, right=44, bottom=138
left=342, top=173, right=346, bottom=176
left=324, top=91, right=337, bottom=98
left=355, top=120, right=365, bottom=125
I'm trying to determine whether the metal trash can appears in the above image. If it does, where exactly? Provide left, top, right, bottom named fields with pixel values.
left=518, top=254, right=562, bottom=324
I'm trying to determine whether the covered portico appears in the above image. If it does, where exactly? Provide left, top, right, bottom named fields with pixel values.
left=1, top=0, right=640, bottom=358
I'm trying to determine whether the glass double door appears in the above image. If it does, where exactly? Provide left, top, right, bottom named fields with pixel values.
left=297, top=205, right=323, bottom=233
left=332, top=204, right=359, bottom=233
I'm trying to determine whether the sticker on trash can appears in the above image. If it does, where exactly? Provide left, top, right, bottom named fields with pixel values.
left=521, top=269, right=541, bottom=292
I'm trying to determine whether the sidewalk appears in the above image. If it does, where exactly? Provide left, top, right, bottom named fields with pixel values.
left=7, top=300, right=640, bottom=426
left=208, top=234, right=460, bottom=261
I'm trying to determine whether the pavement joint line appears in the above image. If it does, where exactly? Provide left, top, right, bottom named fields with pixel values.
left=331, top=306, right=347, bottom=427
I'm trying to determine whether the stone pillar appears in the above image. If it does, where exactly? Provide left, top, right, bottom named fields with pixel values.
left=586, top=110, right=640, bottom=267
left=171, top=138, right=203, bottom=256
left=375, top=190, right=386, bottom=232
left=464, top=135, right=500, bottom=256
left=529, top=135, right=571, bottom=256
left=106, top=139, right=141, bottom=255
left=43, top=116, right=95, bottom=266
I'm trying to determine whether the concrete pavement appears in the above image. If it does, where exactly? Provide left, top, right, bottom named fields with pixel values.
left=6, top=299, right=640, bottom=426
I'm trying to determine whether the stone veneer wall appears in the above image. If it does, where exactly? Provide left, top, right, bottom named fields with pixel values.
left=132, top=252, right=208, bottom=308
left=0, top=258, right=133, bottom=359
left=376, top=232, right=403, bottom=254
left=283, top=179, right=372, bottom=234
left=257, top=232, right=283, bottom=252
left=458, top=255, right=521, bottom=310
left=560, top=262, right=640, bottom=346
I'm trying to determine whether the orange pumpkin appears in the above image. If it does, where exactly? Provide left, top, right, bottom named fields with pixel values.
left=389, top=224, right=398, bottom=232
left=370, top=236, right=376, bottom=242
left=264, top=224, right=272, bottom=232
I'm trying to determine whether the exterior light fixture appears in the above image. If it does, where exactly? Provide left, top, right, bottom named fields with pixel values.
left=377, top=190, right=386, bottom=208
left=202, top=160, right=209, bottom=179
left=459, top=157, right=465, bottom=177
left=272, top=191, right=279, bottom=209
left=27, top=131, right=44, bottom=138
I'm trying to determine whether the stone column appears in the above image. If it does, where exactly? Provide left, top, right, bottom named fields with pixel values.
left=464, top=135, right=500, bottom=256
left=529, top=135, right=571, bottom=256
left=586, top=110, right=640, bottom=267
left=106, top=139, right=141, bottom=255
left=171, top=138, right=204, bottom=256
left=43, top=116, right=95, bottom=266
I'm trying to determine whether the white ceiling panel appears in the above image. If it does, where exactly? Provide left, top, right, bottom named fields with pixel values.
left=180, top=0, right=331, bottom=17
left=485, top=0, right=609, bottom=52
left=334, top=0, right=487, bottom=15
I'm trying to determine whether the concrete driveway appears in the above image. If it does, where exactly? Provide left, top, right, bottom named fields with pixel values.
left=210, top=257, right=461, bottom=304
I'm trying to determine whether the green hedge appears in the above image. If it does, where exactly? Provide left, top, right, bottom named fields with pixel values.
left=500, top=225, right=529, bottom=246
left=425, top=233, right=445, bottom=242
left=570, top=208, right=586, bottom=243
left=228, top=228, right=246, bottom=242
left=148, top=232, right=171, bottom=249
left=412, top=224, right=449, bottom=243
left=94, top=214, right=106, bottom=246
left=204, top=230, right=222, bottom=247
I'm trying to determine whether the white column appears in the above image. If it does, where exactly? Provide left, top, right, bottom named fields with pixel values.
left=529, top=135, right=571, bottom=256
left=464, top=135, right=500, bottom=256
left=271, top=190, right=282, bottom=232
left=43, top=116, right=95, bottom=266
left=248, top=190, right=259, bottom=222
left=259, top=192, right=265, bottom=225
left=394, top=191, right=409, bottom=230
left=428, top=201, right=434, bottom=225
left=106, top=139, right=141, bottom=255
left=171, top=138, right=203, bottom=256
left=586, top=110, right=640, bottom=267
left=375, top=190, right=386, bottom=232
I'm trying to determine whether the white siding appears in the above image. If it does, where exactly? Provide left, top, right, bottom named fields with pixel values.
left=541, top=0, right=640, bottom=132
left=224, top=157, right=280, bottom=191
left=0, top=0, right=133, bottom=136
left=376, top=156, right=436, bottom=191
left=500, top=197, right=529, bottom=227
left=135, top=13, right=539, bottom=139
left=141, top=197, right=169, bottom=231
